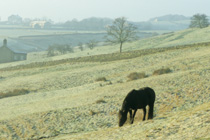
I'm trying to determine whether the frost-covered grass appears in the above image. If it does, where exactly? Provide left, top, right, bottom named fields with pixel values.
left=0, top=27, right=210, bottom=139
left=0, top=45, right=210, bottom=139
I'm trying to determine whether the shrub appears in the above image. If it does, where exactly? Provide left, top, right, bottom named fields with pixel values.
left=127, top=72, right=146, bottom=81
left=0, top=89, right=30, bottom=99
left=96, top=77, right=107, bottom=82
left=87, top=40, right=97, bottom=50
left=96, top=99, right=106, bottom=104
left=153, top=68, right=172, bottom=76
left=47, top=44, right=74, bottom=57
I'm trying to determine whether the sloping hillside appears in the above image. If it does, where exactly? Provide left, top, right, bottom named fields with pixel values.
left=0, top=42, right=209, bottom=139
left=132, top=26, right=210, bottom=50
left=56, top=102, right=210, bottom=140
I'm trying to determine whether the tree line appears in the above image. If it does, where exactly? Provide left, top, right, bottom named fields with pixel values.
left=63, top=17, right=113, bottom=30
left=47, top=40, right=98, bottom=57
left=47, top=44, right=74, bottom=57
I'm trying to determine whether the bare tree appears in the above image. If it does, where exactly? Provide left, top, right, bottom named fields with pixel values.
left=105, top=17, right=138, bottom=53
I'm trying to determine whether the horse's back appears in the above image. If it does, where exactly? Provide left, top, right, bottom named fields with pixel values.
left=136, top=87, right=155, bottom=105
left=124, top=87, right=155, bottom=109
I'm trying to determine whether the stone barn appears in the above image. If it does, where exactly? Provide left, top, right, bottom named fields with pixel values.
left=0, top=39, right=27, bottom=63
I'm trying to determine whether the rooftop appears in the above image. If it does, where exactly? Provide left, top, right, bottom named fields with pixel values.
left=1, top=39, right=33, bottom=54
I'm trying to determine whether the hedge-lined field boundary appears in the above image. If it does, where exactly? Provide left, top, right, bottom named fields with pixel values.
left=1, top=41, right=210, bottom=71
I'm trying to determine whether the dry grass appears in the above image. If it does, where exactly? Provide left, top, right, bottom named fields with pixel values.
left=0, top=42, right=210, bottom=139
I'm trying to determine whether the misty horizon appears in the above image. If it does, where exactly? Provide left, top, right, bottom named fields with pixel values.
left=0, top=0, right=210, bottom=23
left=1, top=14, right=194, bottom=24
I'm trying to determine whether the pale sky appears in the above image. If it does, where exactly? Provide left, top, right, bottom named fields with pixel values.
left=0, top=0, right=210, bottom=22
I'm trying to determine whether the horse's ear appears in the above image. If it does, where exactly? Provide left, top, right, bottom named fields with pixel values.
left=129, top=89, right=136, bottom=94
left=131, top=89, right=136, bottom=92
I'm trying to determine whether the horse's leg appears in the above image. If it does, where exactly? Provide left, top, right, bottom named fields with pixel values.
left=143, top=107, right=146, bottom=121
left=148, top=103, right=154, bottom=119
left=131, top=109, right=137, bottom=124
left=129, top=110, right=133, bottom=124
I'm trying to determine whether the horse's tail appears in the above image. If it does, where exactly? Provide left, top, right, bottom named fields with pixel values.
left=148, top=102, right=154, bottom=119
left=147, top=87, right=156, bottom=119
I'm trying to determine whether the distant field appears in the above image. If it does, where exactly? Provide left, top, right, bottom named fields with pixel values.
left=0, top=24, right=169, bottom=52
left=0, top=24, right=156, bottom=53
left=0, top=24, right=169, bottom=38
left=0, top=24, right=107, bottom=39
left=0, top=28, right=107, bottom=52
left=0, top=24, right=29, bottom=29
left=0, top=28, right=93, bottom=38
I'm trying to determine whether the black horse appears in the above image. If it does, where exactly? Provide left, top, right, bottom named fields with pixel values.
left=118, top=87, right=156, bottom=127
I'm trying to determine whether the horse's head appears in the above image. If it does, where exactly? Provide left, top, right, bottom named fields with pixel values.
left=118, top=109, right=127, bottom=127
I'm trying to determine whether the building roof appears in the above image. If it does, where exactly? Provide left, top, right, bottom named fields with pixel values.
left=0, top=39, right=33, bottom=54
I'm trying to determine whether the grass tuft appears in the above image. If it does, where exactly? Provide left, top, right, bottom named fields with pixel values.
left=127, top=72, right=147, bottom=81
left=152, top=68, right=172, bottom=76
left=96, top=99, right=106, bottom=104
left=95, top=77, right=107, bottom=82
left=0, top=89, right=30, bottom=99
